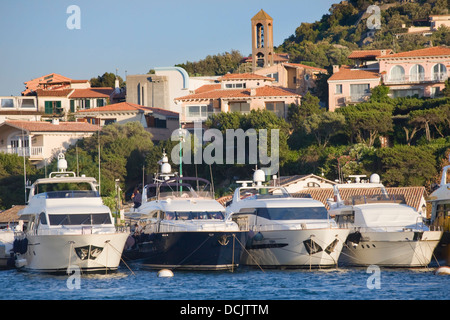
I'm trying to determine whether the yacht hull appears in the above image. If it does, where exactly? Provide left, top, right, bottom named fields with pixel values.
left=123, top=231, right=246, bottom=271
left=15, top=232, right=129, bottom=273
left=340, top=230, right=443, bottom=267
left=241, top=228, right=349, bottom=268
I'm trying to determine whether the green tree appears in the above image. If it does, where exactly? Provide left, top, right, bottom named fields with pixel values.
left=90, top=72, right=124, bottom=88
left=0, top=153, right=37, bottom=209
left=337, top=103, right=394, bottom=147
left=376, top=145, right=437, bottom=187
left=303, top=112, right=346, bottom=148
left=59, top=122, right=154, bottom=198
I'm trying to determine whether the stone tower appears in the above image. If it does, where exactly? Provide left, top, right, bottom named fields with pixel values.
left=251, top=9, right=274, bottom=72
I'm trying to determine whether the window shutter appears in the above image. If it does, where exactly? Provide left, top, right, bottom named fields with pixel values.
left=45, top=101, right=52, bottom=114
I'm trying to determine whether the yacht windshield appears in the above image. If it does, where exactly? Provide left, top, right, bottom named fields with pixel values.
left=255, top=207, right=328, bottom=220
left=48, top=213, right=112, bottom=226
left=163, top=211, right=224, bottom=221
left=239, top=187, right=290, bottom=200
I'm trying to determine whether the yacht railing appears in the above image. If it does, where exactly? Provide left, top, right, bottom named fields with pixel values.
left=337, top=223, right=439, bottom=233
left=250, top=221, right=334, bottom=232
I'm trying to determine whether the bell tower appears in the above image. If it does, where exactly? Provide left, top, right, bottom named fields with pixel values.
left=251, top=9, right=274, bottom=72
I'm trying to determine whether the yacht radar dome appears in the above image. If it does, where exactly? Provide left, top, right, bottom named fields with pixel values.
left=57, top=153, right=67, bottom=172
left=370, top=174, right=380, bottom=184
left=253, top=169, right=265, bottom=186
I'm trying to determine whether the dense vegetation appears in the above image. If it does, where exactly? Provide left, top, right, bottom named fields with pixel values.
left=175, top=50, right=244, bottom=76
left=277, top=0, right=450, bottom=67
left=202, top=89, right=450, bottom=196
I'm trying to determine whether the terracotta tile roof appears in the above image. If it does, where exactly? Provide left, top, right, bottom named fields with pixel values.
left=284, top=63, right=327, bottom=73
left=293, top=186, right=426, bottom=211
left=0, top=205, right=25, bottom=223
left=36, top=89, right=74, bottom=97
left=348, top=49, right=393, bottom=60
left=69, top=88, right=114, bottom=98
left=219, top=73, right=275, bottom=81
left=377, top=46, right=450, bottom=59
left=3, top=120, right=100, bottom=133
left=176, top=85, right=300, bottom=101
left=23, top=73, right=72, bottom=95
left=194, top=84, right=221, bottom=94
left=75, top=102, right=179, bottom=117
left=328, top=66, right=380, bottom=81
left=217, top=195, right=232, bottom=207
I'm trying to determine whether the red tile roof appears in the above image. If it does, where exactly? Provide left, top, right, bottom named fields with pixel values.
left=378, top=46, right=450, bottom=59
left=328, top=66, right=380, bottom=81
left=0, top=205, right=25, bottom=223
left=348, top=49, right=393, bottom=60
left=69, top=88, right=114, bottom=98
left=217, top=186, right=425, bottom=211
left=3, top=120, right=100, bottom=132
left=293, top=186, right=426, bottom=211
left=175, top=85, right=300, bottom=101
left=36, top=89, right=74, bottom=97
left=75, top=102, right=179, bottom=117
left=219, top=73, right=275, bottom=81
left=23, top=73, right=72, bottom=95
left=194, top=84, right=221, bottom=94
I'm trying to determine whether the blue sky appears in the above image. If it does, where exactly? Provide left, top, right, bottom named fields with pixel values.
left=0, top=0, right=338, bottom=96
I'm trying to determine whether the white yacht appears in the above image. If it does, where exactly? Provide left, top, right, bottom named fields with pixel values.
left=0, top=228, right=14, bottom=269
left=14, top=153, right=129, bottom=273
left=123, top=153, right=246, bottom=271
left=225, top=170, right=349, bottom=269
left=328, top=174, right=443, bottom=267
left=428, top=159, right=450, bottom=264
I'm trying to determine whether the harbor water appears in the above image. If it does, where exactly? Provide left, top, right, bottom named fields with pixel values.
left=0, top=263, right=448, bottom=301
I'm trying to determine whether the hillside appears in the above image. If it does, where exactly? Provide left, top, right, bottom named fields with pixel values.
left=276, top=0, right=450, bottom=68
left=176, top=1, right=449, bottom=77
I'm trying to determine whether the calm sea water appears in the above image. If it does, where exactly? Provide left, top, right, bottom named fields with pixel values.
left=0, top=263, right=448, bottom=302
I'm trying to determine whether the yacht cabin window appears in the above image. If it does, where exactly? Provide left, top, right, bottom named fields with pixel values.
left=248, top=207, right=328, bottom=220
left=39, top=212, right=47, bottom=225
left=48, top=213, right=111, bottom=226
left=163, top=211, right=224, bottom=221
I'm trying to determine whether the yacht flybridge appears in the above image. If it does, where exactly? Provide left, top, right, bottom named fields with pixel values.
left=14, top=153, right=129, bottom=273
left=226, top=170, right=349, bottom=268
left=123, top=152, right=246, bottom=271
left=328, top=174, right=442, bottom=267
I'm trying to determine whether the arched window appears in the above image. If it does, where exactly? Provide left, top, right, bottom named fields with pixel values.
left=256, top=52, right=265, bottom=68
left=410, top=64, right=425, bottom=82
left=256, top=23, right=264, bottom=48
left=390, top=65, right=405, bottom=82
left=432, top=63, right=447, bottom=81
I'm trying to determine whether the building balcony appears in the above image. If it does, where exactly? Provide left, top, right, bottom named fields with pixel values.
left=383, top=73, right=448, bottom=85
left=0, top=147, right=44, bottom=160
left=346, top=94, right=371, bottom=103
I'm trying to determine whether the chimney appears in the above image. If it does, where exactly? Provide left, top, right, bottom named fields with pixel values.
left=333, top=65, right=340, bottom=74
left=250, top=89, right=256, bottom=96
left=52, top=118, right=59, bottom=125
left=380, top=50, right=387, bottom=57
